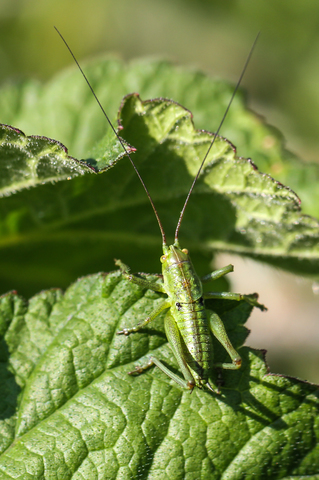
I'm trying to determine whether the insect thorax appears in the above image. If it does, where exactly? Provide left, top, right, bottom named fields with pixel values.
left=161, top=244, right=203, bottom=304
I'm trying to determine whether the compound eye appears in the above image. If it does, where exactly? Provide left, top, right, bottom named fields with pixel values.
left=182, top=248, right=188, bottom=255
left=160, top=255, right=167, bottom=263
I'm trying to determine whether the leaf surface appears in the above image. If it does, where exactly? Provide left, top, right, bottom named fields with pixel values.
left=1, top=59, right=319, bottom=296
left=0, top=272, right=318, bottom=479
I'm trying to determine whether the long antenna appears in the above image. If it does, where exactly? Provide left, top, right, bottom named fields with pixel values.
left=174, top=33, right=260, bottom=243
left=54, top=26, right=167, bottom=246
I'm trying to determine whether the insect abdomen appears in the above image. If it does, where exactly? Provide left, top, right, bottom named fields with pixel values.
left=175, top=301, right=212, bottom=381
left=162, top=245, right=213, bottom=385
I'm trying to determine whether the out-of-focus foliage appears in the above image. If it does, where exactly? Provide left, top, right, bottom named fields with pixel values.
left=0, top=0, right=319, bottom=164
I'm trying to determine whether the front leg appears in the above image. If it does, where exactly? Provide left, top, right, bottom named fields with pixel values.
left=117, top=298, right=170, bottom=335
left=203, top=291, right=267, bottom=311
left=115, top=259, right=165, bottom=293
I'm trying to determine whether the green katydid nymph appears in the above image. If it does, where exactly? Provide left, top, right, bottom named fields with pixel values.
left=55, top=28, right=266, bottom=393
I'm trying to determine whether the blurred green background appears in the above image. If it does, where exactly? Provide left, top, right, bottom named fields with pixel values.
left=2, top=0, right=319, bottom=161
left=1, top=0, right=319, bottom=383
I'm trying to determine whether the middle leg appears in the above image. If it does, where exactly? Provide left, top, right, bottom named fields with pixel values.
left=204, top=291, right=266, bottom=311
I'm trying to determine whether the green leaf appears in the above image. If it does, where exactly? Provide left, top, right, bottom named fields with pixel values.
left=0, top=122, right=136, bottom=196
left=0, top=124, right=93, bottom=196
left=0, top=273, right=318, bottom=479
left=1, top=58, right=318, bottom=215
left=1, top=58, right=319, bottom=297
left=1, top=58, right=319, bottom=296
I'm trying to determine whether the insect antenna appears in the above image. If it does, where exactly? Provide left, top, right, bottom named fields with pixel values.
left=174, top=33, right=260, bottom=243
left=54, top=26, right=167, bottom=246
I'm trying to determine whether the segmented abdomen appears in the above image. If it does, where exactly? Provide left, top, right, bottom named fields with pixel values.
left=175, top=299, right=212, bottom=379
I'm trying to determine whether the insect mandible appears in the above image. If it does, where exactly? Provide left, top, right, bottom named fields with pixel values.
left=55, top=28, right=266, bottom=393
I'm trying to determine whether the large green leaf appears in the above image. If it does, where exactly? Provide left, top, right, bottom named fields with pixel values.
left=1, top=59, right=319, bottom=297
left=1, top=58, right=318, bottom=219
left=0, top=272, right=318, bottom=479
